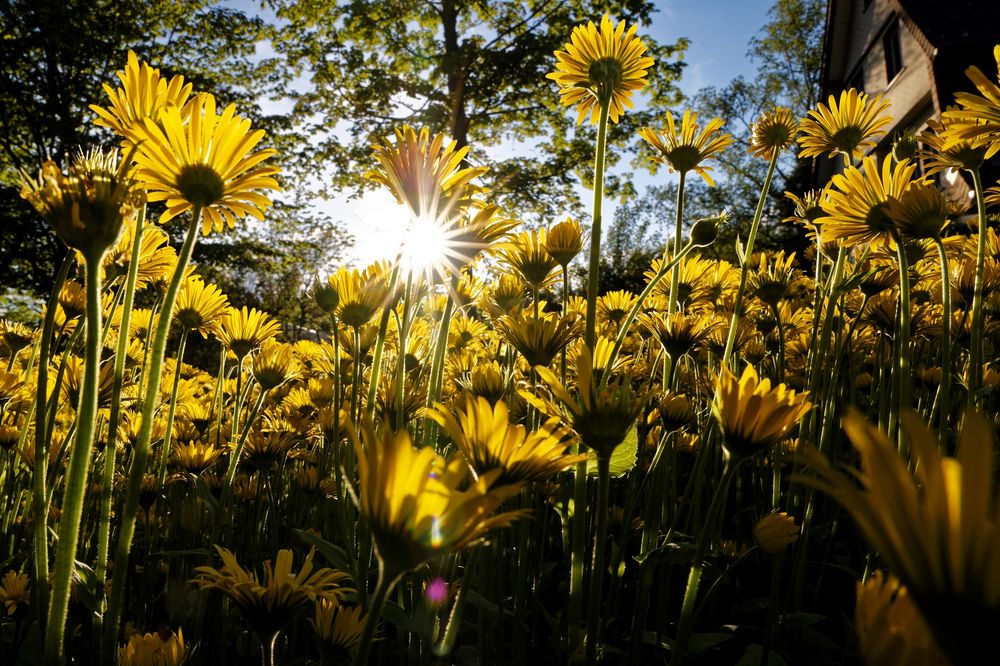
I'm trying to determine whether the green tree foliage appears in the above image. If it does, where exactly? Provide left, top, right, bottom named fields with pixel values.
left=0, top=0, right=349, bottom=318
left=266, top=0, right=688, bottom=221
left=600, top=0, right=825, bottom=292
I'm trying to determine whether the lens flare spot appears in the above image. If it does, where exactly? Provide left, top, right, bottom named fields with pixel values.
left=426, top=577, right=448, bottom=604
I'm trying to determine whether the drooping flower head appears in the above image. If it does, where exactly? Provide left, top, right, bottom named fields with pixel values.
left=712, top=364, right=810, bottom=462
left=20, top=148, right=139, bottom=257
left=214, top=306, right=282, bottom=361
left=348, top=420, right=525, bottom=577
left=798, top=89, right=892, bottom=163
left=795, top=410, right=1000, bottom=665
left=91, top=50, right=193, bottom=143
left=429, top=394, right=585, bottom=485
left=547, top=14, right=655, bottom=125
left=639, top=111, right=733, bottom=186
left=130, top=92, right=279, bottom=234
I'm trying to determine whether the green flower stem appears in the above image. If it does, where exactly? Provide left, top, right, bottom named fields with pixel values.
left=32, top=252, right=73, bottom=626
left=584, top=99, right=611, bottom=349
left=366, top=262, right=401, bottom=421
left=395, top=271, right=415, bottom=431
left=94, top=205, right=147, bottom=654
left=103, top=207, right=201, bottom=661
left=601, top=240, right=696, bottom=388
left=893, top=232, right=913, bottom=454
left=570, top=95, right=611, bottom=658
left=353, top=565, right=402, bottom=666
left=968, top=168, right=988, bottom=403
left=351, top=326, right=362, bottom=421
left=720, top=150, right=780, bottom=370
left=261, top=630, right=281, bottom=666
left=758, top=555, right=785, bottom=666
left=584, top=454, right=611, bottom=666
left=667, top=171, right=687, bottom=314
left=422, top=276, right=458, bottom=446
left=933, top=237, right=953, bottom=442
left=44, top=247, right=105, bottom=664
left=156, top=329, right=188, bottom=485
left=432, top=550, right=478, bottom=658
left=568, top=457, right=589, bottom=657
left=671, top=459, right=739, bottom=666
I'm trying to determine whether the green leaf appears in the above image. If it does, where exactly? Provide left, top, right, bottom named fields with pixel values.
left=737, top=645, right=788, bottom=665
left=586, top=425, right=638, bottom=477
left=688, top=632, right=734, bottom=655
left=294, top=528, right=356, bottom=580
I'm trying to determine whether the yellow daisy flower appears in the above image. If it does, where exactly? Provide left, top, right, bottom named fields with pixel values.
left=544, top=217, right=585, bottom=268
left=854, top=572, right=948, bottom=666
left=117, top=626, right=185, bottom=666
left=547, top=14, right=655, bottom=125
left=173, top=275, right=230, bottom=336
left=215, top=306, right=282, bottom=361
left=798, top=89, right=891, bottom=162
left=429, top=394, right=584, bottom=485
left=748, top=106, right=798, bottom=161
left=495, top=312, right=580, bottom=367
left=193, top=546, right=351, bottom=639
left=349, top=420, right=524, bottom=577
left=639, top=110, right=733, bottom=186
left=941, top=45, right=1000, bottom=158
left=795, top=409, right=1000, bottom=665
left=311, top=599, right=368, bottom=661
left=817, top=155, right=923, bottom=248
left=367, top=125, right=486, bottom=224
left=712, top=364, right=810, bottom=461
left=130, top=92, right=279, bottom=234
left=91, top=50, right=192, bottom=142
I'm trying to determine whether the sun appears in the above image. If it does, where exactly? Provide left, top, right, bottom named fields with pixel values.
left=401, top=214, right=452, bottom=275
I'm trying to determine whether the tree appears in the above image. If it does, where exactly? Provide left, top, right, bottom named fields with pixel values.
left=266, top=0, right=688, bottom=221
left=593, top=0, right=825, bottom=292
left=0, top=0, right=349, bottom=308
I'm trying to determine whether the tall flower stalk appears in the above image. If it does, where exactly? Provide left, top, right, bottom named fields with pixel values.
left=548, top=15, right=653, bottom=659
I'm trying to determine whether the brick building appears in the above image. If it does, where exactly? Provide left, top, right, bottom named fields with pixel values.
left=818, top=0, right=1000, bottom=192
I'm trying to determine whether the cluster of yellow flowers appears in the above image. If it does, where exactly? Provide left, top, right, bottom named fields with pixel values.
left=2, top=18, right=1000, bottom=666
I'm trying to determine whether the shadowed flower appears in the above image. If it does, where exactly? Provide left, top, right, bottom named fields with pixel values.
left=547, top=14, right=654, bottom=125
left=533, top=340, right=649, bottom=460
left=795, top=409, right=1000, bottom=665
left=349, top=420, right=525, bottom=577
left=91, top=50, right=192, bottom=142
left=783, top=188, right=830, bottom=229
left=20, top=148, right=139, bottom=257
left=885, top=181, right=950, bottom=240
left=495, top=312, right=580, bottom=367
left=712, top=364, right=810, bottom=462
left=118, top=626, right=185, bottom=666
left=749, top=107, right=798, bottom=161
left=919, top=117, right=990, bottom=173
left=0, top=571, right=30, bottom=618
left=170, top=442, right=223, bottom=475
left=941, top=45, right=1000, bottom=158
left=130, top=92, right=279, bottom=234
left=497, top=229, right=561, bottom=293
left=639, top=110, right=733, bottom=186
left=798, top=89, right=892, bottom=162
left=193, top=546, right=351, bottom=639
left=640, top=312, right=719, bottom=360
left=854, top=572, right=948, bottom=666
left=752, top=511, right=799, bottom=555
left=251, top=340, right=299, bottom=390
left=429, top=394, right=584, bottom=485
left=311, top=599, right=368, bottom=661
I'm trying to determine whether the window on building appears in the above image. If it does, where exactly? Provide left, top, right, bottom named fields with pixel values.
left=884, top=20, right=903, bottom=82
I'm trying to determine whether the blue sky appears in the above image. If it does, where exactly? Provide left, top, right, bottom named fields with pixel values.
left=274, top=0, right=779, bottom=265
